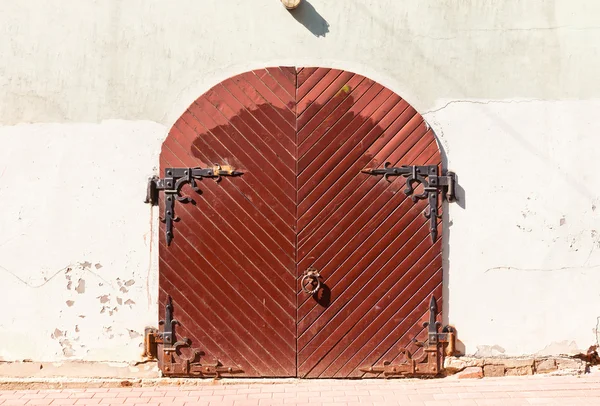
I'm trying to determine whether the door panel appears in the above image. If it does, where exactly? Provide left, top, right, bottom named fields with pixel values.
left=158, top=67, right=443, bottom=378
left=159, top=68, right=298, bottom=377
left=295, top=68, right=442, bottom=377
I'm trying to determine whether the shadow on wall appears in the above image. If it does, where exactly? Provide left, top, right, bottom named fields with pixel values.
left=289, top=1, right=330, bottom=37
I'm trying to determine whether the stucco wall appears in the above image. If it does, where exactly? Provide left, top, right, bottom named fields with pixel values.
left=1, top=0, right=599, bottom=365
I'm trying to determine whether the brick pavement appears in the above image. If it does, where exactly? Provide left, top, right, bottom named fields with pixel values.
left=2, top=374, right=600, bottom=406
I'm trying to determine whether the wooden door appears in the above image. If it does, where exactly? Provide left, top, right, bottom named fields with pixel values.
left=294, top=68, right=442, bottom=377
left=158, top=67, right=298, bottom=377
left=158, top=67, right=443, bottom=378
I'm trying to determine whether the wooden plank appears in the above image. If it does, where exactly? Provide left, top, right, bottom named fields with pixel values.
left=298, top=111, right=423, bottom=247
left=223, top=76, right=296, bottom=158
left=297, top=68, right=329, bottom=99
left=162, top=136, right=296, bottom=285
left=174, top=116, right=296, bottom=236
left=203, top=84, right=296, bottom=183
left=298, top=79, right=377, bottom=152
left=296, top=69, right=344, bottom=116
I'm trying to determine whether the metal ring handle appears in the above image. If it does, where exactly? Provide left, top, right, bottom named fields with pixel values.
left=301, top=274, right=320, bottom=295
left=301, top=268, right=321, bottom=295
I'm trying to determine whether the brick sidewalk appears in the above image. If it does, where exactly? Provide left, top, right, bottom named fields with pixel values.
left=3, top=374, right=600, bottom=406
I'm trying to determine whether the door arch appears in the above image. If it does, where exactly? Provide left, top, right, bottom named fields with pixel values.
left=157, top=67, right=444, bottom=378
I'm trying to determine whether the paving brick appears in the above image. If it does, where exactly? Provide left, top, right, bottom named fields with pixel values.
left=70, top=393, right=95, bottom=399
left=23, top=400, right=49, bottom=405
left=2, top=401, right=28, bottom=406
left=20, top=395, right=47, bottom=400
left=100, top=398, right=125, bottom=404
left=124, top=398, right=149, bottom=404
left=117, top=393, right=141, bottom=399
left=74, top=399, right=101, bottom=405
left=1, top=374, right=600, bottom=406
left=50, top=399, right=78, bottom=405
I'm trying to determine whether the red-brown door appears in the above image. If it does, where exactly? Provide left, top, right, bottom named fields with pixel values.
left=157, top=67, right=443, bottom=378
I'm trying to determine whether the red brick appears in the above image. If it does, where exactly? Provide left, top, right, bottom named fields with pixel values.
left=458, top=367, right=484, bottom=379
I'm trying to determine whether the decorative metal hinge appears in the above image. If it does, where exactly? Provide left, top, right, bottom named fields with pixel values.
left=362, top=164, right=456, bottom=242
left=359, top=296, right=456, bottom=378
left=145, top=164, right=243, bottom=245
left=152, top=296, right=244, bottom=378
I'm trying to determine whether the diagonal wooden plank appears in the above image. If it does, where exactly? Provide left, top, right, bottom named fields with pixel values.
left=357, top=292, right=443, bottom=378
left=338, top=276, right=443, bottom=378
left=296, top=69, right=344, bottom=116
left=175, top=117, right=296, bottom=235
left=157, top=286, right=255, bottom=375
left=163, top=132, right=296, bottom=280
left=275, top=66, right=297, bottom=89
left=297, top=67, right=331, bottom=101
left=297, top=75, right=364, bottom=134
left=297, top=85, right=391, bottom=187
left=263, top=67, right=296, bottom=102
left=297, top=137, right=437, bottom=280
left=204, top=84, right=296, bottom=181
left=298, top=151, right=436, bottom=318
left=222, top=77, right=296, bottom=160
left=298, top=78, right=377, bottom=152
left=297, top=111, right=423, bottom=251
left=298, top=226, right=440, bottom=374
left=188, top=96, right=296, bottom=206
left=161, top=143, right=295, bottom=308
left=297, top=67, right=321, bottom=89
left=161, top=240, right=296, bottom=371
left=241, top=72, right=297, bottom=129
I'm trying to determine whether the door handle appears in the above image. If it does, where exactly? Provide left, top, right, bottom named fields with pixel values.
left=301, top=267, right=321, bottom=295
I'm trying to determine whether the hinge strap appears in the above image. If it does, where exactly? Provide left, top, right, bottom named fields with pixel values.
left=144, top=165, right=243, bottom=245
left=361, top=164, right=456, bottom=242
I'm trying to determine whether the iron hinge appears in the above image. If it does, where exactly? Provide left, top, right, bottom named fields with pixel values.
left=145, top=165, right=243, bottom=245
left=359, top=295, right=456, bottom=377
left=154, top=296, right=244, bottom=378
left=362, top=164, right=456, bottom=242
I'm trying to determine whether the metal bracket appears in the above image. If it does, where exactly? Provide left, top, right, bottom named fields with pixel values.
left=361, top=164, right=456, bottom=242
left=145, top=164, right=243, bottom=245
left=152, top=296, right=244, bottom=378
left=359, top=296, right=456, bottom=378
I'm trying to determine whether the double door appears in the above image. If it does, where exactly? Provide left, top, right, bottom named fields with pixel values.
left=157, top=67, right=443, bottom=378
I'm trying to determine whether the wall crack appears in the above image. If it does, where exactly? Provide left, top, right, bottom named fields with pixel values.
left=485, top=264, right=600, bottom=273
left=423, top=99, right=549, bottom=115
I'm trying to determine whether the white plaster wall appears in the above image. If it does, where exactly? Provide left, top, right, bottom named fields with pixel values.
left=1, top=0, right=599, bottom=363
left=0, top=121, right=164, bottom=362
left=427, top=99, right=600, bottom=356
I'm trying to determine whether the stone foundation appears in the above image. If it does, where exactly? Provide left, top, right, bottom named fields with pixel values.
left=445, top=356, right=587, bottom=379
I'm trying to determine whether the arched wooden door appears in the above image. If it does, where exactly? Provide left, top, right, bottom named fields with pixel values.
left=157, top=67, right=444, bottom=378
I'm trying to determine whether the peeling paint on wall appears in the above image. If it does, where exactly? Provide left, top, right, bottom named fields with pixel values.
left=75, top=279, right=85, bottom=294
